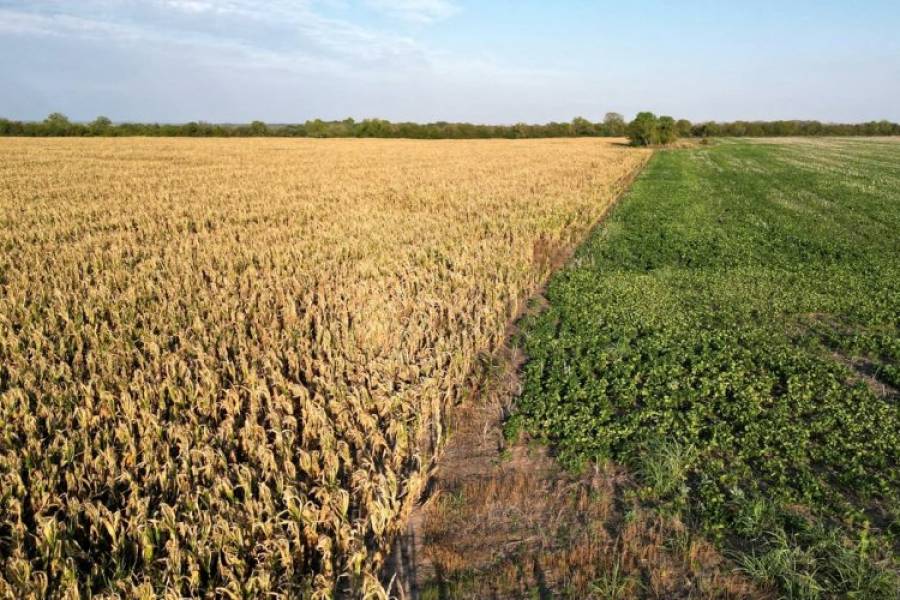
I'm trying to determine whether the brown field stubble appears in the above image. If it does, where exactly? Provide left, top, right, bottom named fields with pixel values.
left=0, top=138, right=649, bottom=598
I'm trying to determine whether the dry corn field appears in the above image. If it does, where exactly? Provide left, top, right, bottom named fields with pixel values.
left=0, top=138, right=649, bottom=598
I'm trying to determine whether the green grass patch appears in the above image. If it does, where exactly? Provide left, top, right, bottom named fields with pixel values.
left=507, top=139, right=900, bottom=596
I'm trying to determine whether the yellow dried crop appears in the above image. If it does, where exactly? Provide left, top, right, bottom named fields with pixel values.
left=0, top=137, right=649, bottom=598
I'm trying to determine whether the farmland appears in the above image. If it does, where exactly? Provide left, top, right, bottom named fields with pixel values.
left=0, top=138, right=649, bottom=598
left=3, top=135, right=899, bottom=599
left=507, top=138, right=900, bottom=597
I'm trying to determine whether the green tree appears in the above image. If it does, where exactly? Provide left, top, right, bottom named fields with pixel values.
left=571, top=116, right=594, bottom=136
left=45, top=112, right=70, bottom=126
left=602, top=112, right=626, bottom=136
left=249, top=120, right=269, bottom=136
left=358, top=118, right=391, bottom=138
left=305, top=119, right=327, bottom=138
left=90, top=116, right=113, bottom=135
left=626, top=112, right=659, bottom=146
left=657, top=115, right=677, bottom=144
left=675, top=119, right=692, bottom=138
left=44, top=112, right=72, bottom=135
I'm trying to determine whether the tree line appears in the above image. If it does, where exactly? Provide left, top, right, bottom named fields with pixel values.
left=0, top=113, right=628, bottom=139
left=624, top=112, right=899, bottom=146
left=1, top=112, right=897, bottom=140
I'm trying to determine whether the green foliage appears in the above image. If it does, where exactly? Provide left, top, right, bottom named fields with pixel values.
left=0, top=113, right=608, bottom=139
left=571, top=116, right=595, bottom=136
left=89, top=115, right=112, bottom=135
left=602, top=112, right=626, bottom=136
left=248, top=120, right=268, bottom=136
left=656, top=115, right=677, bottom=144
left=626, top=113, right=681, bottom=146
left=42, top=112, right=74, bottom=136
left=44, top=112, right=70, bottom=126
left=626, top=111, right=660, bottom=146
left=509, top=139, right=900, bottom=596
left=2, top=113, right=898, bottom=138
left=675, top=118, right=692, bottom=137
left=691, top=119, right=900, bottom=137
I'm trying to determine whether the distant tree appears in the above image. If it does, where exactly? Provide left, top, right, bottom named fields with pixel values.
left=729, top=121, right=748, bottom=136
left=45, top=112, right=70, bottom=126
left=249, top=120, right=268, bottom=136
left=183, top=122, right=201, bottom=136
left=745, top=122, right=764, bottom=136
left=874, top=120, right=895, bottom=135
left=675, top=119, right=692, bottom=138
left=803, top=121, right=824, bottom=136
left=89, top=116, right=113, bottom=135
left=282, top=123, right=306, bottom=136
left=44, top=112, right=72, bottom=135
left=357, top=118, right=392, bottom=138
left=692, top=121, right=721, bottom=138
left=627, top=112, right=659, bottom=146
left=602, top=112, right=626, bottom=136
left=571, top=116, right=594, bottom=136
left=543, top=121, right=570, bottom=137
left=305, top=119, right=327, bottom=138
left=657, top=115, right=678, bottom=144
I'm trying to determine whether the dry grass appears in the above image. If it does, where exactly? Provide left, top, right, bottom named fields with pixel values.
left=0, top=137, right=648, bottom=598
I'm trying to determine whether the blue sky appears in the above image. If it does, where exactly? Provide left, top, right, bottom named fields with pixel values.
left=1, top=0, right=898, bottom=123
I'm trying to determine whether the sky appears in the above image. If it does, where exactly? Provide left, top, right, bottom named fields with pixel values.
left=1, top=0, right=898, bottom=124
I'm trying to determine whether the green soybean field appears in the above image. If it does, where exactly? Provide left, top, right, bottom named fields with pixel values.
left=507, top=138, right=900, bottom=598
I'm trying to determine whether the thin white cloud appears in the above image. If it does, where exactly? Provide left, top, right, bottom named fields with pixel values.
left=0, top=0, right=582, bottom=123
left=0, top=1, right=427, bottom=72
left=160, top=0, right=217, bottom=13
left=0, top=9, right=141, bottom=41
left=364, top=0, right=458, bottom=23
